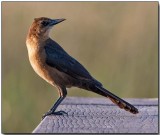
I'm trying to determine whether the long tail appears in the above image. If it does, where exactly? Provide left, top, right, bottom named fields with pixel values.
left=91, top=85, right=139, bottom=114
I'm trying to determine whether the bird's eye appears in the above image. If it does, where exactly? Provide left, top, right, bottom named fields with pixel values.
left=41, top=21, right=49, bottom=26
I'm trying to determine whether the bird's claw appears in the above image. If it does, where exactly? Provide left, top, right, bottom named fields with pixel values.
left=41, top=110, right=68, bottom=120
left=53, top=110, right=68, bottom=115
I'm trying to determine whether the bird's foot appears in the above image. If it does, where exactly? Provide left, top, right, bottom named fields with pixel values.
left=42, top=110, right=68, bottom=120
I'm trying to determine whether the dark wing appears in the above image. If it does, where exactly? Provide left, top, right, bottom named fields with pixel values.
left=44, top=41, right=93, bottom=80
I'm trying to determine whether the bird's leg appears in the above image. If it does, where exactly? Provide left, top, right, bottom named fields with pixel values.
left=42, top=87, right=67, bottom=119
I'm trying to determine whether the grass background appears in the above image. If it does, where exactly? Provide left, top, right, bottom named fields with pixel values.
left=2, top=2, right=158, bottom=133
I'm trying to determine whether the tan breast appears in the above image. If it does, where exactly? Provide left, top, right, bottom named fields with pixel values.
left=26, top=38, right=75, bottom=88
left=26, top=39, right=56, bottom=86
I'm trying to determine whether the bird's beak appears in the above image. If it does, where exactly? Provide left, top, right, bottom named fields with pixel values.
left=50, top=19, right=66, bottom=26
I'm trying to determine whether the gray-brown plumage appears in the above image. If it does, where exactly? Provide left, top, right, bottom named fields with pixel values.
left=26, top=17, right=138, bottom=119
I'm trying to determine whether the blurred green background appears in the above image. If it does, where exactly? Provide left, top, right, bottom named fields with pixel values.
left=2, top=2, right=158, bottom=133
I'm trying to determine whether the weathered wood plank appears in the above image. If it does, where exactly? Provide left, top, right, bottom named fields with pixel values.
left=33, top=97, right=158, bottom=133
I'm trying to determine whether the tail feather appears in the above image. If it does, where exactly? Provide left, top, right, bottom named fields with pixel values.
left=93, top=85, right=139, bottom=114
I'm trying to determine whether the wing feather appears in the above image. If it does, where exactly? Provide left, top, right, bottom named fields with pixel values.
left=44, top=40, right=93, bottom=80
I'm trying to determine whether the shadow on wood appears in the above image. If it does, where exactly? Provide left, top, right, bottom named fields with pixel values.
left=33, top=97, right=158, bottom=133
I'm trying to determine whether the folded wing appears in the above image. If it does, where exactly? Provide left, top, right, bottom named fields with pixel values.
left=45, top=41, right=93, bottom=81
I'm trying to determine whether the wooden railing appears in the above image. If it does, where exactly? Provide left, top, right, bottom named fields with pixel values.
left=33, top=97, right=158, bottom=133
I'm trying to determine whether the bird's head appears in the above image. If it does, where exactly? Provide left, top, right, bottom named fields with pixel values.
left=28, top=17, right=65, bottom=39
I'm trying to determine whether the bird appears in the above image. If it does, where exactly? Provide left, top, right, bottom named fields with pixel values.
left=26, top=17, right=139, bottom=119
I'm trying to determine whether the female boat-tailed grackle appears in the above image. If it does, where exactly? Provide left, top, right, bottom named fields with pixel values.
left=26, top=17, right=139, bottom=119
